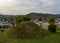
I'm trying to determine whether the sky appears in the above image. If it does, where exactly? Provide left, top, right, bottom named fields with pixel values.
left=0, top=0, right=60, bottom=15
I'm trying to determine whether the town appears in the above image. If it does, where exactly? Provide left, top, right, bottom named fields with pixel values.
left=0, top=19, right=16, bottom=28
left=31, top=19, right=60, bottom=28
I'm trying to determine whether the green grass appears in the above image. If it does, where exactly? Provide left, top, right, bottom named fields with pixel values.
left=0, top=33, right=60, bottom=43
left=9, top=33, right=60, bottom=43
left=0, top=29, right=60, bottom=43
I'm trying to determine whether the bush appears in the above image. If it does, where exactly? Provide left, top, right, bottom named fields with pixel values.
left=5, top=21, right=48, bottom=39
left=48, top=18, right=56, bottom=33
left=48, top=24, right=56, bottom=33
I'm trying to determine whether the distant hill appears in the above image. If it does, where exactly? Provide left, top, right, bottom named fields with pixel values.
left=26, top=12, right=60, bottom=19
left=0, top=13, right=60, bottom=19
left=0, top=14, right=20, bottom=19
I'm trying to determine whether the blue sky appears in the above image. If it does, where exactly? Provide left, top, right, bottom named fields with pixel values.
left=0, top=0, right=60, bottom=15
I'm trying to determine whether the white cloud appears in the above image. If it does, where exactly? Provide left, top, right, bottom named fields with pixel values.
left=0, top=0, right=60, bottom=15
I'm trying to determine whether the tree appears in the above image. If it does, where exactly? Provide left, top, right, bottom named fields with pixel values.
left=16, top=16, right=31, bottom=24
left=39, top=18, right=42, bottom=21
left=48, top=18, right=56, bottom=33
left=48, top=18, right=55, bottom=24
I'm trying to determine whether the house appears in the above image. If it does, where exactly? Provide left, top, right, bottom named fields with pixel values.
left=55, top=19, right=60, bottom=27
left=32, top=19, right=43, bottom=26
left=42, top=22, right=49, bottom=29
left=0, top=19, right=16, bottom=28
left=1, top=21, right=13, bottom=28
left=31, top=19, right=49, bottom=29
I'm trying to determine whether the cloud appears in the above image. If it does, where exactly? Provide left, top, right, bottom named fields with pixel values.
left=0, top=0, right=60, bottom=15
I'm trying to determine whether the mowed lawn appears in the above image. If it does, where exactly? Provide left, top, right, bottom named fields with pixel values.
left=0, top=29, right=60, bottom=43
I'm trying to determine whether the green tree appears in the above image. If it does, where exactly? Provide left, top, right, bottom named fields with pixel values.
left=16, top=16, right=31, bottom=24
left=39, top=18, right=42, bottom=21
left=48, top=18, right=55, bottom=24
left=48, top=18, right=56, bottom=33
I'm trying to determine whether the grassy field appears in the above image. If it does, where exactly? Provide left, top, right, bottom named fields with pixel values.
left=0, top=28, right=60, bottom=43
left=8, top=33, right=60, bottom=43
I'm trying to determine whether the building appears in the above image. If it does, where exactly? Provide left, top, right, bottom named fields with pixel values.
left=1, top=21, right=13, bottom=28
left=0, top=20, right=16, bottom=28
left=32, top=19, right=49, bottom=29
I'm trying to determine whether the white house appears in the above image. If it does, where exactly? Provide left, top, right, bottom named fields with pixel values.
left=42, top=22, right=49, bottom=29
left=32, top=19, right=43, bottom=26
left=0, top=20, right=16, bottom=28
left=31, top=19, right=49, bottom=29
left=1, top=21, right=13, bottom=28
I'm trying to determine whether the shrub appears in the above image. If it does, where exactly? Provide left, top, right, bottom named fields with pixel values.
left=48, top=24, right=56, bottom=33
left=5, top=21, right=48, bottom=39
left=48, top=18, right=56, bottom=33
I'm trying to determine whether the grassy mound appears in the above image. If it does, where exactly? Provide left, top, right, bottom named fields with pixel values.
left=5, top=21, right=48, bottom=39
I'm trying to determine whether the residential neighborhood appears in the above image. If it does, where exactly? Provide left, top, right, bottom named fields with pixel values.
left=31, top=19, right=60, bottom=29
left=0, top=19, right=16, bottom=28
